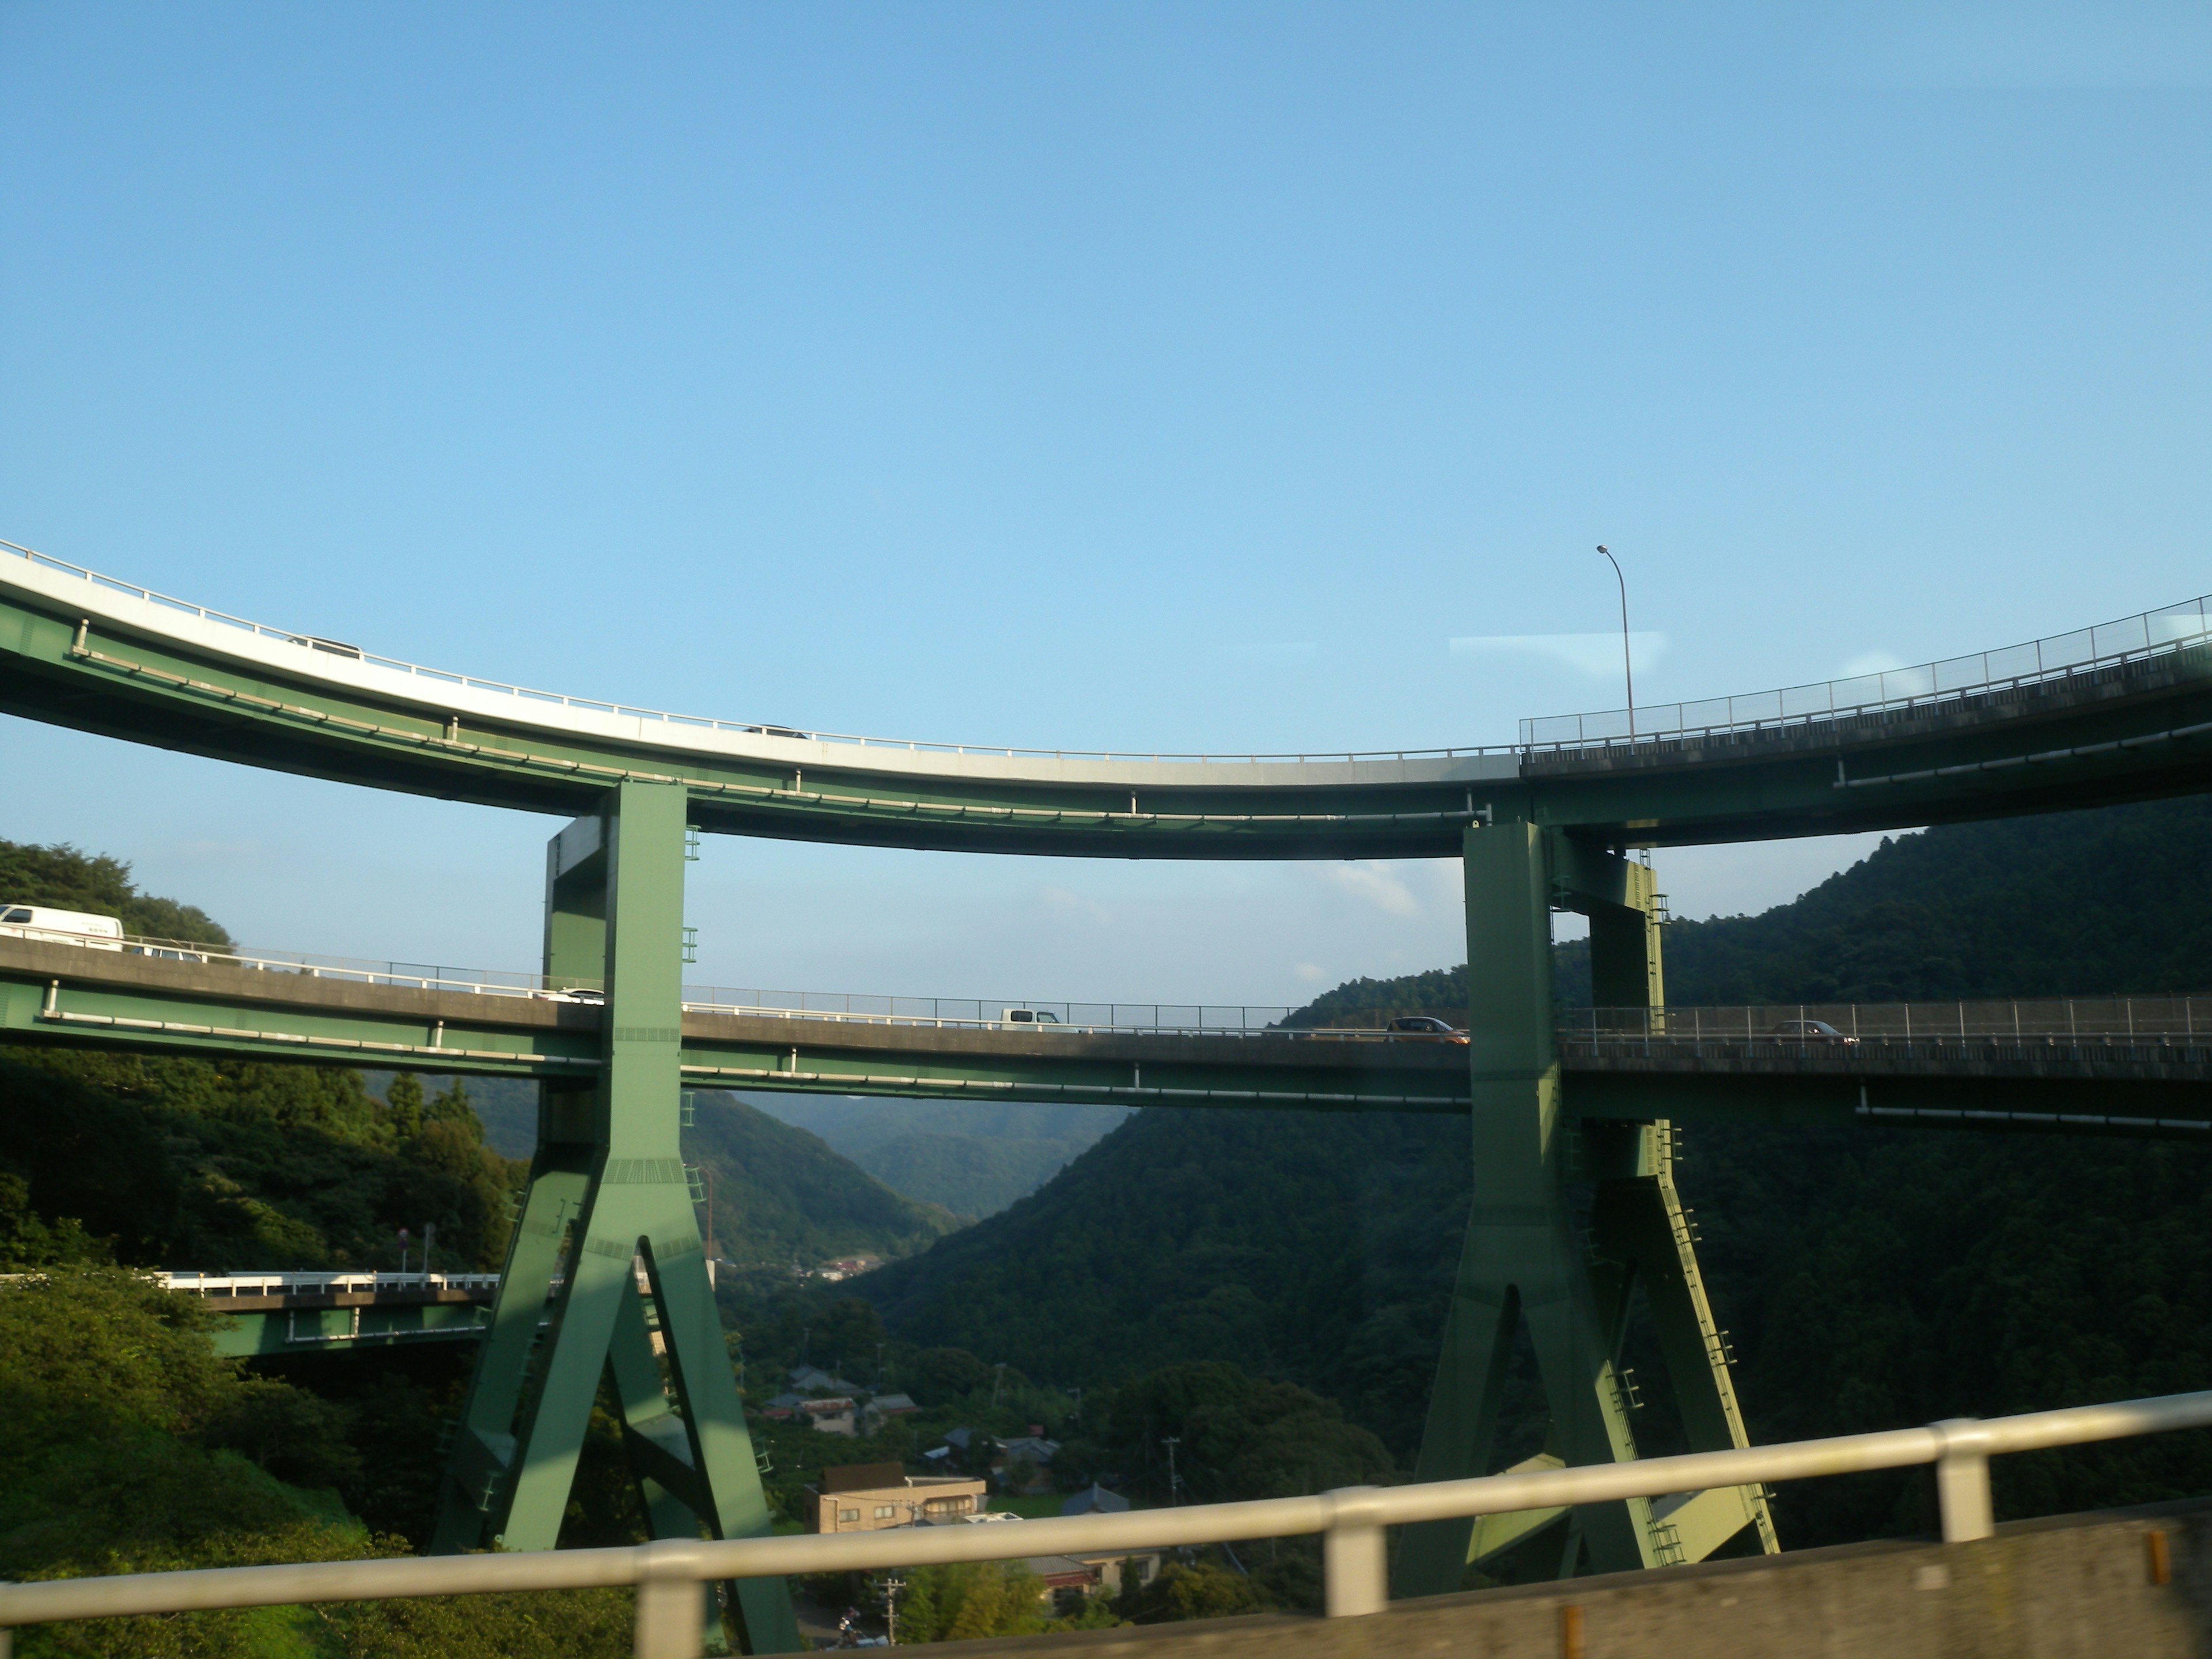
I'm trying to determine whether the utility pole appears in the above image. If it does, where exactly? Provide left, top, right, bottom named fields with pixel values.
left=991, top=1362, right=1006, bottom=1407
left=422, top=1222, right=437, bottom=1278
left=876, top=1341, right=887, bottom=1389
left=1163, top=1436, right=1182, bottom=1506
left=882, top=1574, right=905, bottom=1645
left=1597, top=544, right=1636, bottom=737
left=397, top=1227, right=410, bottom=1276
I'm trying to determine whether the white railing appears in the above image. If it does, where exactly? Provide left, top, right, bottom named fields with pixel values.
left=3, top=1389, right=2209, bottom=1658
left=0, top=922, right=590, bottom=998
left=162, top=1271, right=500, bottom=1297
left=31, top=533, right=2205, bottom=768
left=679, top=988, right=1296, bottom=1035
left=1523, top=593, right=2212, bottom=748
left=1, top=536, right=1517, bottom=766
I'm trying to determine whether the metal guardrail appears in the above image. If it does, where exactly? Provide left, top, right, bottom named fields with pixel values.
left=1522, top=594, right=2212, bottom=747
left=1560, top=997, right=2212, bottom=1046
left=0, top=923, right=591, bottom=999
left=26, top=533, right=2207, bottom=767
left=3, top=1389, right=2210, bottom=1657
left=0, top=536, right=1519, bottom=765
left=677, top=989, right=1297, bottom=1035
left=162, top=1271, right=501, bottom=1297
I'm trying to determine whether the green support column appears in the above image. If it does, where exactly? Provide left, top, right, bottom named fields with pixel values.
left=1396, top=829, right=1775, bottom=1598
left=1395, top=821, right=1656, bottom=1596
left=430, top=783, right=798, bottom=1654
left=1574, top=851, right=1778, bottom=1564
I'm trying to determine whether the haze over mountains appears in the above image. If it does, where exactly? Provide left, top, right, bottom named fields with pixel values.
left=741, top=1096, right=1130, bottom=1217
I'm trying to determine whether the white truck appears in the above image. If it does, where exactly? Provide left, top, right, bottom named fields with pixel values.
left=0, top=904, right=126, bottom=950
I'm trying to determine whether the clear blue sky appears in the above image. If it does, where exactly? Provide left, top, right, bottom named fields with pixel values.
left=3, top=4, right=2207, bottom=1003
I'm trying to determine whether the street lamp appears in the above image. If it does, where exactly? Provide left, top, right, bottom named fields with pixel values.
left=1596, top=544, right=1636, bottom=738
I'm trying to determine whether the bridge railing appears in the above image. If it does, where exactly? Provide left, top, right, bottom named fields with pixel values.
left=677, top=988, right=1296, bottom=1034
left=4, top=1389, right=2211, bottom=1658
left=162, top=1271, right=501, bottom=1297
left=1562, top=997, right=2212, bottom=1047
left=1522, top=592, right=2212, bottom=749
left=0, top=925, right=601, bottom=998
left=3, top=536, right=1522, bottom=765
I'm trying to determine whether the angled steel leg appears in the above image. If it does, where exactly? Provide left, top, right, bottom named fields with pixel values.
left=430, top=783, right=798, bottom=1652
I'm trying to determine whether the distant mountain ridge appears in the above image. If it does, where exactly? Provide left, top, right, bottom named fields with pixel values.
left=743, top=1096, right=1130, bottom=1217
left=862, top=797, right=2212, bottom=1547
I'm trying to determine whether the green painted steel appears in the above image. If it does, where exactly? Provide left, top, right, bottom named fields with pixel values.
left=204, top=1299, right=488, bottom=1357
left=12, top=544, right=2212, bottom=1608
left=7, top=939, right=2211, bottom=1126
left=1395, top=829, right=1771, bottom=1593
left=8, top=554, right=2212, bottom=855
left=430, top=786, right=798, bottom=1654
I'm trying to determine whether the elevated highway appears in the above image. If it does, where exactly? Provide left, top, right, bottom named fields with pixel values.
left=7, top=934, right=2208, bottom=1132
left=10, top=535, right=2212, bottom=1619
left=164, top=1271, right=496, bottom=1357
left=6, top=541, right=2212, bottom=854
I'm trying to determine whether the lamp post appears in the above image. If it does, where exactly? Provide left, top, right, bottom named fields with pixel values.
left=1597, top=544, right=1636, bottom=738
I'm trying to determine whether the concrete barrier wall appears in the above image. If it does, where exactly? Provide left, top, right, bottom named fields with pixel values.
left=935, top=1500, right=2212, bottom=1658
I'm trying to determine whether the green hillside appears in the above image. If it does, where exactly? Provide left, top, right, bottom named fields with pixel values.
left=744, top=1096, right=1129, bottom=1217
left=683, top=1091, right=965, bottom=1265
left=864, top=797, right=2212, bottom=1547
left=0, top=839, right=230, bottom=946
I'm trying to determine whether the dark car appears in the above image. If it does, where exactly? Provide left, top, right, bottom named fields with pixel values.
left=1388, top=1015, right=1470, bottom=1046
left=1770, top=1018, right=1857, bottom=1046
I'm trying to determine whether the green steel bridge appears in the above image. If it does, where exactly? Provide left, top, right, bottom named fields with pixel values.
left=6, top=536, right=2212, bottom=1649
left=163, top=1270, right=499, bottom=1357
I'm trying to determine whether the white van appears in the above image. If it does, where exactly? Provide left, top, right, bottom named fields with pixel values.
left=999, top=1008, right=1063, bottom=1027
left=0, top=904, right=126, bottom=950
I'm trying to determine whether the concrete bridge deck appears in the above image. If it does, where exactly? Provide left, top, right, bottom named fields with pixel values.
left=7, top=935, right=2209, bottom=1132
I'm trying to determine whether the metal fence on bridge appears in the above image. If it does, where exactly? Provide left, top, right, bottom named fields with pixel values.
left=1522, top=592, right=2212, bottom=748
left=1560, top=996, right=2212, bottom=1048
left=676, top=987, right=1296, bottom=1034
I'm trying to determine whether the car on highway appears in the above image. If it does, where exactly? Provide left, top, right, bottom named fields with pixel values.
left=0, top=904, right=125, bottom=950
left=1770, top=1018, right=1858, bottom=1046
left=1387, top=1015, right=1470, bottom=1045
left=1000, top=1008, right=1064, bottom=1027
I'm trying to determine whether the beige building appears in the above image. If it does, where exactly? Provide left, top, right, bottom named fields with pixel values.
left=805, top=1463, right=990, bottom=1535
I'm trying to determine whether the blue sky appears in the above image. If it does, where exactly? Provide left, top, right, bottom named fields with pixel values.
left=3, top=4, right=2208, bottom=1003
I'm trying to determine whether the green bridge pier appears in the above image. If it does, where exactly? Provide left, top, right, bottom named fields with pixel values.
left=432, top=781, right=799, bottom=1654
left=419, top=791, right=1772, bottom=1649
left=1396, top=821, right=1774, bottom=1593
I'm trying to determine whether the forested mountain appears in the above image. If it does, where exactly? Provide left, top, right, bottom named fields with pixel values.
left=0, top=840, right=960, bottom=1275
left=865, top=797, right=2212, bottom=1547
left=742, top=1096, right=1130, bottom=1217
left=684, top=1092, right=964, bottom=1264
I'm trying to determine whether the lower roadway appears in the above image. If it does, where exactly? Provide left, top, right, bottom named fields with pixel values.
left=3, top=937, right=2208, bottom=1134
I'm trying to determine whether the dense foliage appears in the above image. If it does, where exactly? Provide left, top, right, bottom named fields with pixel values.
left=685, top=1091, right=965, bottom=1266
left=0, top=1269, right=632, bottom=1659
left=0, top=1050, right=518, bottom=1272
left=0, top=840, right=230, bottom=946
left=864, top=1108, right=1468, bottom=1453
left=866, top=796, right=2212, bottom=1552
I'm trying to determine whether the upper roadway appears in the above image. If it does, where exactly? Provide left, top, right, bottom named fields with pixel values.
left=7, top=541, right=2212, bottom=855
left=7, top=936, right=2207, bottom=1137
